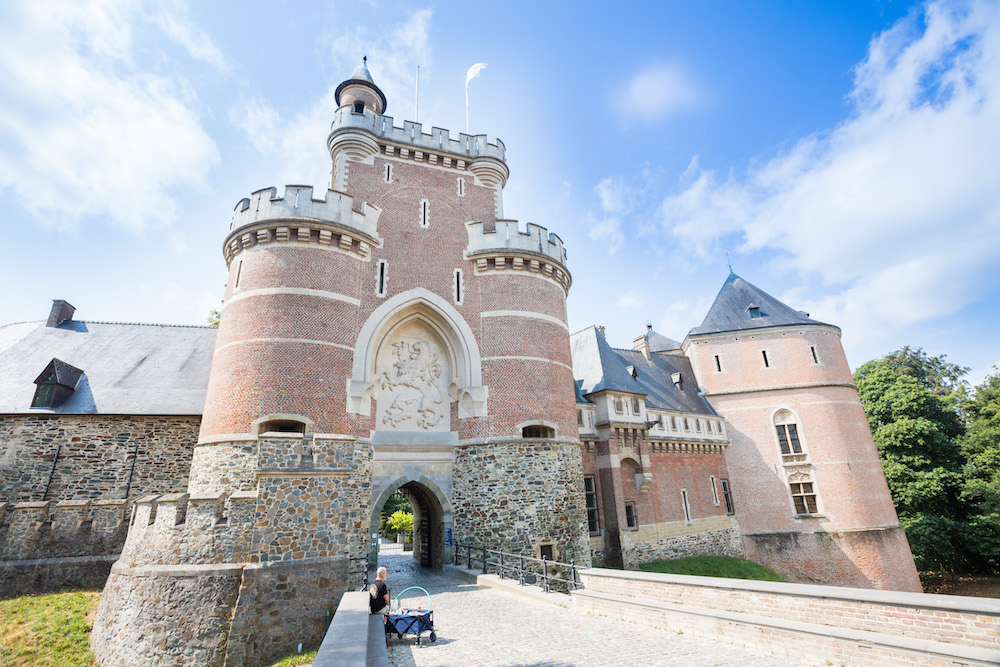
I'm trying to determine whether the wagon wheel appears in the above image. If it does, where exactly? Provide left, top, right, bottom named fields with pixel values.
left=430, top=631, right=437, bottom=642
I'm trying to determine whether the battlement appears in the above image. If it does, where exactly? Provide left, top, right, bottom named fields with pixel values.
left=119, top=491, right=257, bottom=566
left=225, top=185, right=383, bottom=266
left=329, top=108, right=506, bottom=164
left=465, top=219, right=571, bottom=292
left=0, top=499, right=130, bottom=561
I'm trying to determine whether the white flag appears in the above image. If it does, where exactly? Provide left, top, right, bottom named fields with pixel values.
left=465, top=63, right=487, bottom=132
left=466, top=63, right=488, bottom=86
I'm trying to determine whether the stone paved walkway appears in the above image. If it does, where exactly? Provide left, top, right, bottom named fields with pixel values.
left=378, top=554, right=821, bottom=667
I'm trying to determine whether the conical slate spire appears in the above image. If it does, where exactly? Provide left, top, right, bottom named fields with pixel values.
left=689, top=273, right=835, bottom=335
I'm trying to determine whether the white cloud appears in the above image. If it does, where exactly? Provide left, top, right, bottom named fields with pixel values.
left=616, top=291, right=644, bottom=309
left=230, top=9, right=434, bottom=190
left=660, top=0, right=1000, bottom=348
left=0, top=0, right=220, bottom=234
left=618, top=62, right=702, bottom=122
left=151, top=0, right=230, bottom=72
left=587, top=175, right=632, bottom=253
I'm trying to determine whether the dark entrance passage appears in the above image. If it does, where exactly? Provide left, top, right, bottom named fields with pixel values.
left=373, top=479, right=445, bottom=572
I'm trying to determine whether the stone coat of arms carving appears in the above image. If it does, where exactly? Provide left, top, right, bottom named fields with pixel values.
left=378, top=339, right=447, bottom=430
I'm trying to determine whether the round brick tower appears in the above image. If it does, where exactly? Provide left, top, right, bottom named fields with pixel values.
left=93, top=62, right=589, bottom=667
left=683, top=273, right=921, bottom=591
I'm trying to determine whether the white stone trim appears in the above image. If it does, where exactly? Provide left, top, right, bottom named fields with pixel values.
left=215, top=337, right=354, bottom=353
left=223, top=287, right=360, bottom=309
left=480, top=310, right=568, bottom=330
left=481, top=355, right=573, bottom=371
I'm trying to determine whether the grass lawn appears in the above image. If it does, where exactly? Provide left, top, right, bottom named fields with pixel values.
left=638, top=555, right=786, bottom=582
left=266, top=646, right=319, bottom=666
left=0, top=590, right=101, bottom=666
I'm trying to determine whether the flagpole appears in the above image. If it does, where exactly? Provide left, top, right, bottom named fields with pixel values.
left=415, top=65, right=420, bottom=122
left=465, top=63, right=487, bottom=133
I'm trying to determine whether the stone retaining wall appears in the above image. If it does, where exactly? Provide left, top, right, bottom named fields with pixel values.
left=0, top=498, right=129, bottom=561
left=574, top=568, right=1000, bottom=666
left=0, top=414, right=197, bottom=502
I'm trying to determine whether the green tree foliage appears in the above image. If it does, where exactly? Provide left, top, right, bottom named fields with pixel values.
left=378, top=491, right=412, bottom=539
left=854, top=348, right=968, bottom=571
left=207, top=309, right=221, bottom=327
left=959, top=369, right=1000, bottom=572
left=388, top=511, right=414, bottom=542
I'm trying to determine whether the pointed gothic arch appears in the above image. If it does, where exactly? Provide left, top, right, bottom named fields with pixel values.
left=347, top=288, right=486, bottom=420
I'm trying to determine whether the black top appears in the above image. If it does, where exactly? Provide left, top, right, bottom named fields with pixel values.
left=370, top=579, right=389, bottom=613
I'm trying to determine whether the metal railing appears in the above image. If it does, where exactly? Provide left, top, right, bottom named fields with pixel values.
left=454, top=542, right=584, bottom=594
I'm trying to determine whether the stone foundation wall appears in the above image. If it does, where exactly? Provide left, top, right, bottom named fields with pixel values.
left=0, top=414, right=197, bottom=503
left=621, top=525, right=742, bottom=569
left=0, top=498, right=129, bottom=561
left=453, top=439, right=590, bottom=567
left=0, top=555, right=118, bottom=598
left=742, top=525, right=919, bottom=590
left=187, top=439, right=258, bottom=495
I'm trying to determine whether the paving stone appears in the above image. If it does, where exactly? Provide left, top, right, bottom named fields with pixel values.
left=377, top=554, right=821, bottom=667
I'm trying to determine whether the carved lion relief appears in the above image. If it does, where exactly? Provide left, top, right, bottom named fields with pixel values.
left=375, top=322, right=451, bottom=432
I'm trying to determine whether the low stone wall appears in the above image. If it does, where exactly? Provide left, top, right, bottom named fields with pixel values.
left=0, top=498, right=129, bottom=561
left=313, top=591, right=387, bottom=666
left=0, top=554, right=118, bottom=597
left=574, top=568, right=1000, bottom=667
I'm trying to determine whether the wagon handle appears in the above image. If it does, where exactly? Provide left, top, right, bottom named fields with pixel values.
left=390, top=585, right=432, bottom=613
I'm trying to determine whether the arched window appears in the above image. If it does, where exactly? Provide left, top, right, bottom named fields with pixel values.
left=522, top=425, right=554, bottom=438
left=788, top=471, right=820, bottom=516
left=773, top=410, right=804, bottom=456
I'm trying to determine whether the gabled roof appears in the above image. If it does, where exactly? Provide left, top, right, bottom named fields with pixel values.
left=0, top=319, right=217, bottom=414
left=570, top=327, right=716, bottom=416
left=33, top=358, right=84, bottom=388
left=689, top=272, right=836, bottom=336
left=647, top=329, right=682, bottom=352
left=571, top=326, right=642, bottom=395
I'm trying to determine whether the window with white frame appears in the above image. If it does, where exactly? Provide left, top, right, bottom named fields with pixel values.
left=788, top=473, right=820, bottom=515
left=376, top=260, right=387, bottom=297
left=457, top=177, right=465, bottom=196
left=709, top=475, right=720, bottom=506
left=614, top=397, right=624, bottom=414
left=680, top=489, right=692, bottom=524
left=631, top=397, right=641, bottom=414
left=453, top=269, right=463, bottom=305
left=419, top=198, right=429, bottom=228
left=774, top=410, right=804, bottom=456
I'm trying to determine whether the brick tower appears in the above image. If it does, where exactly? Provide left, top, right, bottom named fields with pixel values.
left=684, top=273, right=922, bottom=591
left=92, top=62, right=588, bottom=666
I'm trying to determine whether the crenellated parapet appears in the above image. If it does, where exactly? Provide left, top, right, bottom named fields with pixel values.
left=119, top=491, right=257, bottom=566
left=328, top=109, right=508, bottom=187
left=224, top=185, right=383, bottom=267
left=0, top=499, right=130, bottom=561
left=465, top=220, right=571, bottom=292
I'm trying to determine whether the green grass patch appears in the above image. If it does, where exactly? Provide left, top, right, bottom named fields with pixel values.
left=0, top=590, right=101, bottom=666
left=266, top=646, right=319, bottom=666
left=639, top=555, right=786, bottom=582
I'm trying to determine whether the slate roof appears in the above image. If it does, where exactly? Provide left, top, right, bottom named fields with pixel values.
left=647, top=329, right=682, bottom=352
left=570, top=327, right=716, bottom=415
left=0, top=320, right=217, bottom=415
left=689, top=272, right=835, bottom=335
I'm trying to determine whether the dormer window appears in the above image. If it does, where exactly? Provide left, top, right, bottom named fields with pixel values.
left=31, top=358, right=83, bottom=409
left=747, top=304, right=761, bottom=319
left=626, top=365, right=637, bottom=379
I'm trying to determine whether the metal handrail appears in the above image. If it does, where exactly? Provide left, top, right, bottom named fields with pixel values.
left=455, top=542, right=583, bottom=594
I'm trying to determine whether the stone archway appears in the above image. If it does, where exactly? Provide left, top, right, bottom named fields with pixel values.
left=370, top=475, right=453, bottom=571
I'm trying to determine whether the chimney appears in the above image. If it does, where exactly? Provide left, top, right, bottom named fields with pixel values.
left=596, top=325, right=606, bottom=338
left=46, top=300, right=76, bottom=327
left=633, top=334, right=651, bottom=361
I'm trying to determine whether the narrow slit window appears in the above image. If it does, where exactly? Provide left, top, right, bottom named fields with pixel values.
left=710, top=475, right=720, bottom=506
left=419, top=199, right=429, bottom=228
left=584, top=475, right=600, bottom=534
left=376, top=260, right=387, bottom=297
left=721, top=479, right=735, bottom=515
left=457, top=177, right=465, bottom=196
left=681, top=490, right=692, bottom=524
left=234, top=260, right=243, bottom=289
left=762, top=350, right=770, bottom=367
left=624, top=501, right=638, bottom=530
left=714, top=355, right=721, bottom=372
left=454, top=269, right=463, bottom=304
left=384, top=163, right=392, bottom=183
left=811, top=346, right=819, bottom=364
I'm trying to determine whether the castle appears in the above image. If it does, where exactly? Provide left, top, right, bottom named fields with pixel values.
left=0, top=63, right=920, bottom=666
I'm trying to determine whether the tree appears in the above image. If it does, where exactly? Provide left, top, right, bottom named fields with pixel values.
left=854, top=349, right=968, bottom=571
left=388, top=511, right=414, bottom=542
left=207, top=309, right=221, bottom=327
left=959, top=369, right=1000, bottom=573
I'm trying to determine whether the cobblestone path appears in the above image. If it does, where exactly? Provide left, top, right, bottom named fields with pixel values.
left=379, top=554, right=820, bottom=667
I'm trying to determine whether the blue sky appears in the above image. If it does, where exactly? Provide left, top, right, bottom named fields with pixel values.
left=1, top=0, right=998, bottom=384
